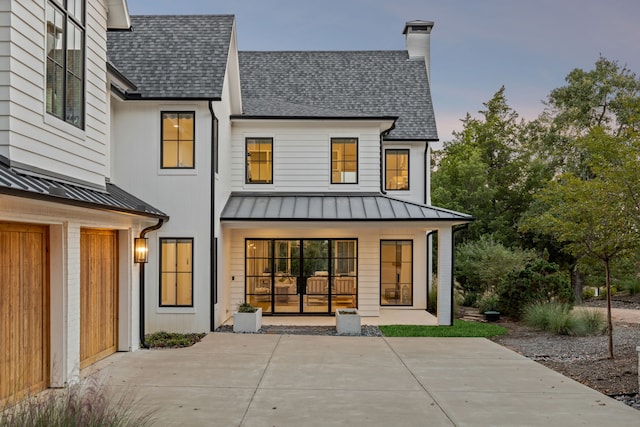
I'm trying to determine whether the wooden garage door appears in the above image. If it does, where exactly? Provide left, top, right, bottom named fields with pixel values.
left=0, top=222, right=49, bottom=404
left=80, top=229, right=118, bottom=369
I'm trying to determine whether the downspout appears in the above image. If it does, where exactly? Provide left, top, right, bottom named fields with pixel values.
left=379, top=122, right=396, bottom=195
left=209, top=100, right=217, bottom=331
left=448, top=223, right=469, bottom=325
left=424, top=142, right=429, bottom=204
left=138, top=219, right=165, bottom=348
left=425, top=230, right=437, bottom=312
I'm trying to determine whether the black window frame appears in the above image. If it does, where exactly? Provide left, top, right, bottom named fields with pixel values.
left=159, top=237, right=194, bottom=307
left=245, top=137, right=274, bottom=184
left=331, top=137, right=359, bottom=184
left=46, top=0, right=85, bottom=129
left=385, top=149, right=410, bottom=191
left=160, top=111, right=196, bottom=169
left=380, top=239, right=414, bottom=307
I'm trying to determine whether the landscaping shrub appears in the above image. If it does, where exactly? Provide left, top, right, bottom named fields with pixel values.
left=522, top=302, right=605, bottom=336
left=462, top=291, right=478, bottom=307
left=145, top=331, right=206, bottom=348
left=573, top=309, right=606, bottom=336
left=582, top=287, right=596, bottom=300
left=522, top=300, right=552, bottom=330
left=455, top=236, right=535, bottom=296
left=618, top=278, right=640, bottom=296
left=427, top=286, right=438, bottom=314
left=497, top=257, right=573, bottom=319
left=547, top=306, right=576, bottom=335
left=476, top=292, right=500, bottom=313
left=0, top=378, right=153, bottom=427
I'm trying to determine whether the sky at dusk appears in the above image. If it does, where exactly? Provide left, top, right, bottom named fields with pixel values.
left=127, top=0, right=640, bottom=147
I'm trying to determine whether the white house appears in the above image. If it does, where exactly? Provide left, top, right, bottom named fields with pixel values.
left=107, top=16, right=472, bottom=334
left=0, top=2, right=472, bottom=404
left=0, top=0, right=167, bottom=404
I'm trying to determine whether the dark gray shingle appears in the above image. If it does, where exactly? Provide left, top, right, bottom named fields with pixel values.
left=238, top=51, right=438, bottom=140
left=107, top=15, right=234, bottom=99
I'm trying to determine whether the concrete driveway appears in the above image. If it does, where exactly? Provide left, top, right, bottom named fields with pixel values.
left=91, top=334, right=639, bottom=427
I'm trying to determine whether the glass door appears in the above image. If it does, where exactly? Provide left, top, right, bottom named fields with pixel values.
left=273, top=240, right=300, bottom=313
left=301, top=240, right=330, bottom=313
left=246, top=238, right=357, bottom=314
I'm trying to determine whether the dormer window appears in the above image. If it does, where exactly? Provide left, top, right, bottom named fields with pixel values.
left=46, top=0, right=85, bottom=129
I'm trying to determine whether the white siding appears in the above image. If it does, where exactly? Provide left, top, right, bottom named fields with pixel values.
left=110, top=99, right=215, bottom=333
left=382, top=141, right=428, bottom=205
left=231, top=121, right=383, bottom=193
left=3, top=0, right=110, bottom=187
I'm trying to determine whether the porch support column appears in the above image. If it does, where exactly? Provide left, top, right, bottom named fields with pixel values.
left=437, top=226, right=454, bottom=325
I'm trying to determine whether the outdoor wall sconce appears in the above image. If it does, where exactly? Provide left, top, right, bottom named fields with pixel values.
left=134, top=237, right=149, bottom=263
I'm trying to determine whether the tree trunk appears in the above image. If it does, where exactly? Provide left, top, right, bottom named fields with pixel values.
left=570, top=266, right=584, bottom=304
left=604, top=259, right=614, bottom=359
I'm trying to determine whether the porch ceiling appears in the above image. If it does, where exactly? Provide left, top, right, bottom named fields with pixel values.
left=220, top=192, right=473, bottom=223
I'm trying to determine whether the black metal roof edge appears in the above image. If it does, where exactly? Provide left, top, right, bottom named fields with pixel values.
left=107, top=61, right=138, bottom=90
left=220, top=217, right=472, bottom=223
left=117, top=94, right=221, bottom=102
left=383, top=137, right=440, bottom=142
left=230, top=115, right=398, bottom=121
left=378, top=193, right=475, bottom=220
left=223, top=191, right=475, bottom=221
left=0, top=184, right=168, bottom=220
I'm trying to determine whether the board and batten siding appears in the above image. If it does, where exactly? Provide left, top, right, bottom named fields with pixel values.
left=2, top=0, right=110, bottom=187
left=230, top=121, right=383, bottom=193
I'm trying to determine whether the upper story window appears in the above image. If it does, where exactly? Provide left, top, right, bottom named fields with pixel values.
left=46, top=0, right=85, bottom=129
left=246, top=138, right=273, bottom=184
left=331, top=138, right=358, bottom=184
left=385, top=149, right=410, bottom=191
left=161, top=112, right=195, bottom=168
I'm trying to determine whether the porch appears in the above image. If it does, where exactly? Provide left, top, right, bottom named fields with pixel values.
left=223, top=309, right=438, bottom=327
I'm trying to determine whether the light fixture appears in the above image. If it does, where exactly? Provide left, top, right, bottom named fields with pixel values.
left=134, top=237, right=149, bottom=263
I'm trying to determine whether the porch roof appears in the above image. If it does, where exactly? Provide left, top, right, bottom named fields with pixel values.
left=0, top=162, right=168, bottom=219
left=220, top=192, right=473, bottom=223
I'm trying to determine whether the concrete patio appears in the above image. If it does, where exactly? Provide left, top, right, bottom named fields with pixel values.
left=89, top=333, right=639, bottom=426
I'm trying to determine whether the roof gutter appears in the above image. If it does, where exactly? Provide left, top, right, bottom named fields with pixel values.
left=138, top=219, right=166, bottom=349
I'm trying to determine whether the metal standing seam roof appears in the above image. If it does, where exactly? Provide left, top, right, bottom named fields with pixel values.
left=106, top=15, right=235, bottom=99
left=0, top=163, right=168, bottom=219
left=237, top=50, right=438, bottom=141
left=221, top=193, right=473, bottom=223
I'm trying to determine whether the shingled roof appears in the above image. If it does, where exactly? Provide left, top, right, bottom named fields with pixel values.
left=107, top=15, right=234, bottom=99
left=237, top=51, right=438, bottom=141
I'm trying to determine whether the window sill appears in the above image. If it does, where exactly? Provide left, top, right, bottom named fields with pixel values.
left=44, top=113, right=86, bottom=140
left=158, top=168, right=199, bottom=176
left=156, top=307, right=196, bottom=314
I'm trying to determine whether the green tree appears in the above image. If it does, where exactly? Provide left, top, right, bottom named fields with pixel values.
left=525, top=57, right=640, bottom=299
left=432, top=87, right=545, bottom=246
left=522, top=129, right=640, bottom=358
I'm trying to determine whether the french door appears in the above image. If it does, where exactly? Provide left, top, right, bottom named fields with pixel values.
left=245, top=238, right=357, bottom=314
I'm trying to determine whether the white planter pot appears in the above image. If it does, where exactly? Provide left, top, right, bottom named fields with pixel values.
left=233, top=307, right=262, bottom=333
left=336, top=309, right=361, bottom=335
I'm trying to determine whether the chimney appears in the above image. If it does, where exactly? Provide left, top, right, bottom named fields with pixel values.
left=403, top=20, right=434, bottom=81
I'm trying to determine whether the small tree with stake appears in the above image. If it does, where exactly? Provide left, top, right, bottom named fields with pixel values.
left=522, top=129, right=640, bottom=359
